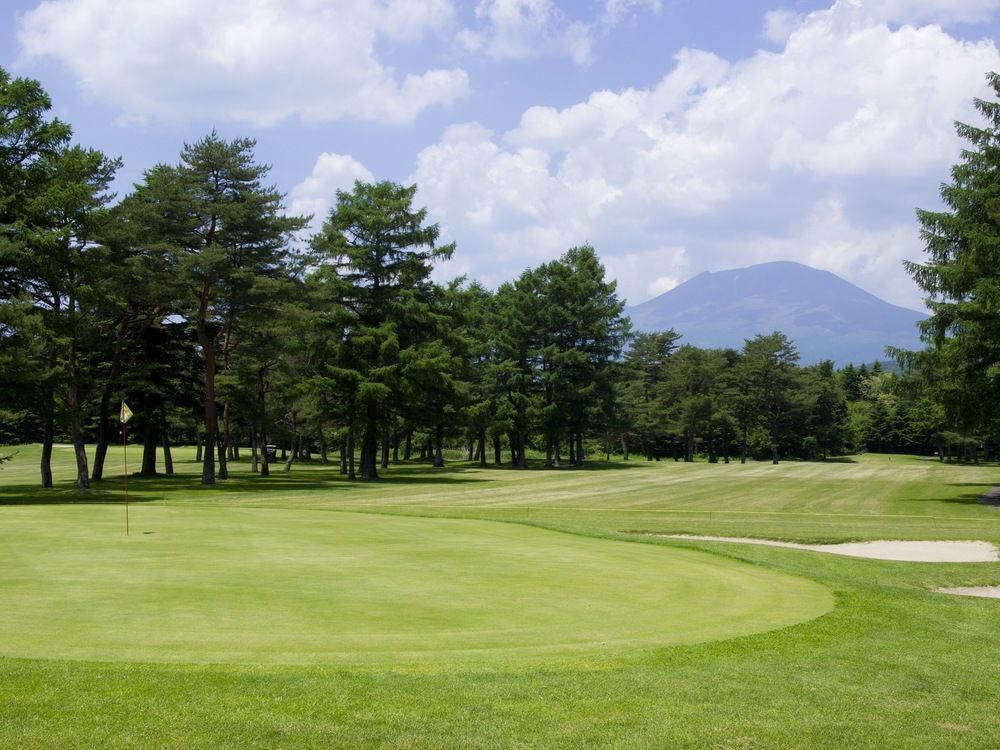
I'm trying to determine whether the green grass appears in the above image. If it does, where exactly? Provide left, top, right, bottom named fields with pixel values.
left=1, top=444, right=999, bottom=748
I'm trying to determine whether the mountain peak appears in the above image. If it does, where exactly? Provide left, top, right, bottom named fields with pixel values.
left=625, top=261, right=925, bottom=365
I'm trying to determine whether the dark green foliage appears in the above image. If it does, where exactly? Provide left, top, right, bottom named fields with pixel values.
left=310, top=181, right=454, bottom=478
left=124, top=132, right=307, bottom=484
left=903, top=71, right=1000, bottom=440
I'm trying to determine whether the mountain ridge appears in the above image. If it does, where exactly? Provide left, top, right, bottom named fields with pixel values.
left=624, top=261, right=926, bottom=365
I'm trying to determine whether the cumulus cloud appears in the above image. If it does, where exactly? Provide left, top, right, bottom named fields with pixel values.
left=289, top=153, right=375, bottom=234
left=843, top=0, right=1000, bottom=26
left=458, top=0, right=593, bottom=63
left=600, top=0, right=663, bottom=31
left=16, top=0, right=469, bottom=126
left=458, top=0, right=662, bottom=64
left=409, top=1, right=1000, bottom=308
left=763, top=10, right=804, bottom=44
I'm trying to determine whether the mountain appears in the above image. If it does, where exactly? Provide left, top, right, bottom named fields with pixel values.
left=624, top=261, right=926, bottom=365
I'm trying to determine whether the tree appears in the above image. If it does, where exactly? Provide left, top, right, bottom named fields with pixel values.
left=903, top=71, right=1000, bottom=440
left=806, top=361, right=849, bottom=458
left=741, top=332, right=802, bottom=464
left=618, top=330, right=681, bottom=460
left=0, top=67, right=119, bottom=488
left=310, top=181, right=454, bottom=480
left=534, top=246, right=629, bottom=466
left=127, top=133, right=306, bottom=484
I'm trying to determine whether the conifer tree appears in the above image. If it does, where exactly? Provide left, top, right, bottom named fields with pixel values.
left=903, top=71, right=1000, bottom=438
left=310, top=181, right=454, bottom=479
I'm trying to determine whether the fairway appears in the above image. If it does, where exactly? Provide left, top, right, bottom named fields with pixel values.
left=3, top=447, right=1000, bottom=748
left=0, top=504, right=831, bottom=664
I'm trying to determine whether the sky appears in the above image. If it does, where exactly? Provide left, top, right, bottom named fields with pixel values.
left=3, top=0, right=1000, bottom=311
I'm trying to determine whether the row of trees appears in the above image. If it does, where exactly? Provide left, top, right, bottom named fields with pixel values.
left=3, top=67, right=1000, bottom=489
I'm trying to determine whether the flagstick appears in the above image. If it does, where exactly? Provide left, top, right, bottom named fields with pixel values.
left=123, top=420, right=129, bottom=537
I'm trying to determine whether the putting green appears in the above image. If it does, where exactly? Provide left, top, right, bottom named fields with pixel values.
left=0, top=505, right=832, bottom=664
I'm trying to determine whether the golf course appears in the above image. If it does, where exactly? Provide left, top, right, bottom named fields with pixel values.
left=1, top=445, right=999, bottom=748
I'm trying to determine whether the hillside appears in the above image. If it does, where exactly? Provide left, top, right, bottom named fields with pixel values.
left=625, top=261, right=926, bottom=365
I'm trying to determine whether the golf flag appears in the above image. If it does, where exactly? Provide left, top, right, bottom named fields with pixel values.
left=120, top=401, right=133, bottom=424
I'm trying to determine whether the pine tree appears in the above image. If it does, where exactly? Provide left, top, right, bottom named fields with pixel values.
left=904, top=71, right=1000, bottom=437
left=310, top=181, right=454, bottom=480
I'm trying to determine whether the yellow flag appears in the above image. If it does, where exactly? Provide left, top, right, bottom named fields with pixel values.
left=120, top=401, right=134, bottom=424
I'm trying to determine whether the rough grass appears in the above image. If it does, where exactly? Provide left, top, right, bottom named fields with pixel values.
left=1, top=444, right=999, bottom=748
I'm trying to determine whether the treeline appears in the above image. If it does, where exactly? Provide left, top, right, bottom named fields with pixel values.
left=1, top=69, right=993, bottom=490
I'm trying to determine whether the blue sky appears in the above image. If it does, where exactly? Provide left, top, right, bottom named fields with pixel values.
left=3, top=0, right=1000, bottom=310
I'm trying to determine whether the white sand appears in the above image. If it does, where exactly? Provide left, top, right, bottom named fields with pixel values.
left=937, top=586, right=1000, bottom=599
left=662, top=535, right=1000, bottom=563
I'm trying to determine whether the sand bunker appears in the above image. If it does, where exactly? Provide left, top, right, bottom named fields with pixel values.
left=937, top=586, right=1000, bottom=599
left=662, top=535, right=1000, bottom=563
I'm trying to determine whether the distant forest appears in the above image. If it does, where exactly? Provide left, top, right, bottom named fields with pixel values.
left=3, top=67, right=999, bottom=489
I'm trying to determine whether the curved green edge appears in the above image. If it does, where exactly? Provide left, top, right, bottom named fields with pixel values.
left=0, top=505, right=833, bottom=665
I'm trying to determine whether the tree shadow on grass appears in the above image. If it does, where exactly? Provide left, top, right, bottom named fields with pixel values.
left=0, top=460, right=646, bottom=506
left=896, top=485, right=999, bottom=507
left=0, top=488, right=161, bottom=506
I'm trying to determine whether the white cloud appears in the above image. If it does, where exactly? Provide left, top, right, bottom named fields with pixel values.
left=16, top=0, right=468, bottom=126
left=763, top=10, right=804, bottom=44
left=289, top=153, right=375, bottom=234
left=458, top=0, right=663, bottom=64
left=461, top=0, right=593, bottom=63
left=839, top=0, right=1000, bottom=26
left=410, top=1, right=1000, bottom=308
left=600, top=0, right=663, bottom=31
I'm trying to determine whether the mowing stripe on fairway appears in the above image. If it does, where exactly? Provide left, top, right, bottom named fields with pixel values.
left=278, top=502, right=1000, bottom=524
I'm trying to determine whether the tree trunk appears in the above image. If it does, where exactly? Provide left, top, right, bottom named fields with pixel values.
left=403, top=430, right=413, bottom=462
left=141, top=417, right=159, bottom=476
left=250, top=428, right=259, bottom=473
left=285, top=432, right=301, bottom=472
left=217, top=401, right=230, bottom=479
left=161, top=422, right=174, bottom=475
left=66, top=330, right=90, bottom=490
left=478, top=431, right=487, bottom=467
left=92, top=382, right=114, bottom=482
left=360, top=401, right=378, bottom=479
left=575, top=432, right=584, bottom=466
left=568, top=435, right=576, bottom=465
left=339, top=437, right=348, bottom=475
left=198, top=295, right=218, bottom=485
left=347, top=420, right=356, bottom=480
left=381, top=431, right=390, bottom=470
left=434, top=425, right=445, bottom=467
left=684, top=430, right=694, bottom=463
left=493, top=434, right=502, bottom=466
left=40, top=412, right=54, bottom=489
left=319, top=429, right=329, bottom=465
left=196, top=435, right=203, bottom=463
left=260, top=422, right=270, bottom=477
